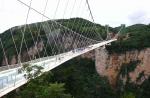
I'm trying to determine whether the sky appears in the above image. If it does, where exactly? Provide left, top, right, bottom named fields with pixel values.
left=0, top=0, right=150, bottom=33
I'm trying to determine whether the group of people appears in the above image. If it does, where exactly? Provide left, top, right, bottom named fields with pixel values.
left=72, top=47, right=86, bottom=53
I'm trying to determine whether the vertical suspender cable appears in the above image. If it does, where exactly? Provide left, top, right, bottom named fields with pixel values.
left=19, top=0, right=32, bottom=64
left=34, top=0, right=49, bottom=58
left=0, top=38, right=8, bottom=66
left=86, top=0, right=103, bottom=41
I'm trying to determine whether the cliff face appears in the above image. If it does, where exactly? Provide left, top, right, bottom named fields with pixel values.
left=2, top=41, right=44, bottom=65
left=95, top=47, right=150, bottom=87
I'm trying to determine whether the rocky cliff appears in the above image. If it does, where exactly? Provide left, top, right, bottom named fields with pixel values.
left=2, top=41, right=44, bottom=65
left=95, top=47, right=150, bottom=87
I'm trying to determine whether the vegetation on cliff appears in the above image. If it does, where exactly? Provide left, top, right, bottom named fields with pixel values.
left=107, top=24, right=150, bottom=53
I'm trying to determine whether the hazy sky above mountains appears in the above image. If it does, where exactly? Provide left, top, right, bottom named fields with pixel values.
left=0, top=0, right=150, bottom=33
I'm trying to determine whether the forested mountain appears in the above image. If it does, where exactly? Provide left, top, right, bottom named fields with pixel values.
left=0, top=18, right=108, bottom=66
left=107, top=24, right=150, bottom=53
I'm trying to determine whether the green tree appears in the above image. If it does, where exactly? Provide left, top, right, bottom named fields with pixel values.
left=43, top=83, right=72, bottom=98
left=121, top=92, right=136, bottom=98
left=19, top=82, right=72, bottom=98
left=17, top=63, right=73, bottom=98
left=19, top=63, right=43, bottom=80
left=18, top=71, right=72, bottom=98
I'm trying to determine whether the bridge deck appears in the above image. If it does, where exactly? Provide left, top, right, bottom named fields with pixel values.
left=0, top=39, right=117, bottom=97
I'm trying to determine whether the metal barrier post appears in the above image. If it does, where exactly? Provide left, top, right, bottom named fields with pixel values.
left=0, top=79, right=4, bottom=89
left=7, top=76, right=8, bottom=85
left=2, top=79, right=4, bottom=89
left=14, top=69, right=17, bottom=86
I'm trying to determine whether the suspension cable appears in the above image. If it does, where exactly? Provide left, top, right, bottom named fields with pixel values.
left=33, top=0, right=49, bottom=58
left=18, top=0, right=32, bottom=64
left=0, top=38, right=8, bottom=65
left=86, top=0, right=103, bottom=41
left=17, top=0, right=98, bottom=43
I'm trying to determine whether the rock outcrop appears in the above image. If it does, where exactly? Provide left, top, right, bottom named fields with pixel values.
left=95, top=48, right=150, bottom=87
left=1, top=41, right=44, bottom=65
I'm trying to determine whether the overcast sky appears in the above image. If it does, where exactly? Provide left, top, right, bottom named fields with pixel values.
left=0, top=0, right=150, bottom=33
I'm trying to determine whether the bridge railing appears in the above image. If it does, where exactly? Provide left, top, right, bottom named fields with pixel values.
left=0, top=51, right=70, bottom=94
left=0, top=56, right=51, bottom=72
left=0, top=52, right=68, bottom=72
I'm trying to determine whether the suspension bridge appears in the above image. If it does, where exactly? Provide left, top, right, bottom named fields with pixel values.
left=0, top=0, right=121, bottom=97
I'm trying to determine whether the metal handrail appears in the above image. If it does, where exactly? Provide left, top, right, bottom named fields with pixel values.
left=0, top=51, right=68, bottom=72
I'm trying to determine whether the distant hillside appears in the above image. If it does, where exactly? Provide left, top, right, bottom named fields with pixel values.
left=107, top=24, right=150, bottom=53
left=0, top=18, right=109, bottom=66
